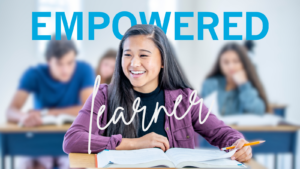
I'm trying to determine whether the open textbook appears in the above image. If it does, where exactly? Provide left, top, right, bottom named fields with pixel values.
left=95, top=148, right=247, bottom=168
left=41, top=114, right=76, bottom=126
left=18, top=114, right=76, bottom=127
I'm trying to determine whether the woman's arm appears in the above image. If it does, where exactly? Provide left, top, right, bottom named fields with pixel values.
left=63, top=86, right=123, bottom=154
left=191, top=94, right=244, bottom=149
left=63, top=86, right=170, bottom=153
left=63, top=111, right=123, bottom=153
left=238, top=82, right=265, bottom=114
left=191, top=97, right=252, bottom=162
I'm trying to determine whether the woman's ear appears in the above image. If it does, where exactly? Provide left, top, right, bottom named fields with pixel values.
left=161, top=65, right=164, bottom=68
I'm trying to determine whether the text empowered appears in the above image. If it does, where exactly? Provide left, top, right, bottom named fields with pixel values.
left=32, top=11, right=268, bottom=41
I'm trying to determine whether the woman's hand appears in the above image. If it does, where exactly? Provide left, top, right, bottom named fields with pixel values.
left=232, top=70, right=248, bottom=85
left=231, top=138, right=252, bottom=162
left=133, top=132, right=170, bottom=152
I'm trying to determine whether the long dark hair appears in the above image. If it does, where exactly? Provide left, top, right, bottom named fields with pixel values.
left=206, top=42, right=270, bottom=112
left=106, top=24, right=191, bottom=138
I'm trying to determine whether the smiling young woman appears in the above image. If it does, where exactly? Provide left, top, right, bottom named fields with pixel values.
left=63, top=24, right=252, bottom=163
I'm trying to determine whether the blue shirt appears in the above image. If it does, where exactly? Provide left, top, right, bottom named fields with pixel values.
left=18, top=61, right=95, bottom=109
left=200, top=76, right=265, bottom=115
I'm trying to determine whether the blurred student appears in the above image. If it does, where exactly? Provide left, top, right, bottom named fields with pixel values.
left=201, top=43, right=269, bottom=115
left=95, top=49, right=117, bottom=84
left=6, top=35, right=95, bottom=169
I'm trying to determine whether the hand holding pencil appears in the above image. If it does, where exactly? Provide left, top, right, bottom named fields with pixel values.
left=227, top=138, right=264, bottom=162
left=221, top=140, right=265, bottom=151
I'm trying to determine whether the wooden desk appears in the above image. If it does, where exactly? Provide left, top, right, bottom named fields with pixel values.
left=69, top=153, right=266, bottom=169
left=0, top=123, right=71, bottom=132
left=0, top=123, right=71, bottom=169
left=230, top=125, right=300, bottom=131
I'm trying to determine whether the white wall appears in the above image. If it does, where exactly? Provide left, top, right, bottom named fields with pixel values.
left=0, top=0, right=38, bottom=124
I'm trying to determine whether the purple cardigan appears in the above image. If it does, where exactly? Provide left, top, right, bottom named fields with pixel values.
left=63, top=84, right=244, bottom=154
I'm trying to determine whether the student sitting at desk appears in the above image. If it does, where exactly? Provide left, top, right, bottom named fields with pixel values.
left=201, top=43, right=269, bottom=115
left=63, top=25, right=252, bottom=163
left=6, top=35, right=95, bottom=169
left=95, top=49, right=117, bottom=84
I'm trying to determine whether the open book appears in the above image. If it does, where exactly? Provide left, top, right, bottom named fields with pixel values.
left=95, top=148, right=247, bottom=168
left=41, top=114, right=76, bottom=126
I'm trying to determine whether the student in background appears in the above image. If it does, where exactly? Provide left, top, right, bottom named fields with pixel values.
left=95, top=49, right=117, bottom=84
left=6, top=35, right=95, bottom=169
left=63, top=25, right=252, bottom=163
left=201, top=43, right=269, bottom=115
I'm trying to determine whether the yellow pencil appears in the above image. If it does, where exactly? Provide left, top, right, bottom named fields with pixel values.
left=221, top=140, right=265, bottom=151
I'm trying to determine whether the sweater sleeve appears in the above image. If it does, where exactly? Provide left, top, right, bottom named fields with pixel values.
left=63, top=86, right=122, bottom=154
left=238, top=82, right=265, bottom=115
left=191, top=94, right=244, bottom=149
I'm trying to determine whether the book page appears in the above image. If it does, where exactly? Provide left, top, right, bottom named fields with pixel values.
left=97, top=148, right=171, bottom=168
left=57, top=114, right=76, bottom=125
left=41, top=115, right=57, bottom=125
left=165, top=148, right=237, bottom=166
left=176, top=159, right=245, bottom=168
left=199, top=158, right=243, bottom=166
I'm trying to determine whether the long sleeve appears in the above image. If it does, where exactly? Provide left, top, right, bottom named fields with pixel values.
left=238, top=82, right=265, bottom=115
left=200, top=78, right=218, bottom=98
left=191, top=95, right=244, bottom=149
left=63, top=85, right=122, bottom=154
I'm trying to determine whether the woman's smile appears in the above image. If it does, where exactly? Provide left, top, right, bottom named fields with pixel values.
left=130, top=70, right=146, bottom=78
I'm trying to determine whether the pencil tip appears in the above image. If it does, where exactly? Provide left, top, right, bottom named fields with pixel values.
left=260, top=140, right=266, bottom=143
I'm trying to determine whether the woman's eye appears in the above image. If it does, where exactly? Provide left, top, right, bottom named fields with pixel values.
left=124, top=54, right=131, bottom=56
left=140, top=55, right=148, bottom=57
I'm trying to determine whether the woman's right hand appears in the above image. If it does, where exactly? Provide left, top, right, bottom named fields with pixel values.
left=133, top=132, right=170, bottom=152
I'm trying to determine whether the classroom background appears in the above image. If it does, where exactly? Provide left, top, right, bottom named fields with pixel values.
left=0, top=0, right=300, bottom=169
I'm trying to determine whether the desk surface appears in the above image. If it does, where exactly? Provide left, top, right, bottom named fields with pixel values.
left=230, top=125, right=300, bottom=131
left=0, top=123, right=299, bottom=133
left=69, top=153, right=266, bottom=169
left=0, top=123, right=71, bottom=132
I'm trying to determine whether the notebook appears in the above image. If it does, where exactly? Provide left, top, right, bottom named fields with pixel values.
left=95, top=148, right=247, bottom=168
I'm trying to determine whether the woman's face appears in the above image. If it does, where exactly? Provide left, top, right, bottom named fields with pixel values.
left=99, top=58, right=116, bottom=79
left=220, top=50, right=244, bottom=79
left=122, top=35, right=163, bottom=93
